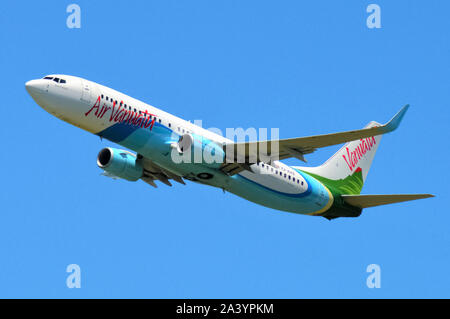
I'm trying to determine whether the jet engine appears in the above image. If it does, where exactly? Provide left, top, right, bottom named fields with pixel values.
left=97, top=147, right=143, bottom=181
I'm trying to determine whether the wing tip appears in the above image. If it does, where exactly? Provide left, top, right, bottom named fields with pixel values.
left=384, top=104, right=410, bottom=132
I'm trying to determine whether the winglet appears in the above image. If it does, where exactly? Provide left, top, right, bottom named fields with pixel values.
left=382, top=104, right=409, bottom=133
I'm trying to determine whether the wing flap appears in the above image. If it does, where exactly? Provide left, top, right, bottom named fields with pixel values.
left=138, top=155, right=185, bottom=187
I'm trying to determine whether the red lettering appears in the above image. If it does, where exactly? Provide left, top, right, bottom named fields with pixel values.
left=85, top=98, right=159, bottom=132
left=343, top=155, right=352, bottom=171
left=99, top=103, right=110, bottom=118
left=342, top=137, right=377, bottom=172
left=84, top=96, right=101, bottom=117
left=109, top=100, right=123, bottom=122
left=149, top=118, right=156, bottom=130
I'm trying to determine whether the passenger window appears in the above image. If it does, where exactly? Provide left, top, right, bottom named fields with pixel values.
left=101, top=94, right=104, bottom=99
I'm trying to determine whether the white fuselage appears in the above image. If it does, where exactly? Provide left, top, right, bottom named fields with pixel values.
left=26, top=74, right=333, bottom=216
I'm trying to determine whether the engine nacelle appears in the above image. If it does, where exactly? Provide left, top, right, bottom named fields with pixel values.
left=97, top=147, right=143, bottom=181
left=173, top=133, right=225, bottom=168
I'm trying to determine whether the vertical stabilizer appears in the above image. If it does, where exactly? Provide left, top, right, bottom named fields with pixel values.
left=296, top=122, right=382, bottom=195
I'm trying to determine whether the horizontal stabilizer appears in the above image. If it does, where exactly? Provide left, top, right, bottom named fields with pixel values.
left=342, top=194, right=434, bottom=208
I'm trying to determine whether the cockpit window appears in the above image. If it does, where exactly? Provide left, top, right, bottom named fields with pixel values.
left=42, top=76, right=66, bottom=83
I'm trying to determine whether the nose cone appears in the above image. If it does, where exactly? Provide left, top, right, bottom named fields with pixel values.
left=25, top=79, right=46, bottom=96
left=25, top=79, right=52, bottom=110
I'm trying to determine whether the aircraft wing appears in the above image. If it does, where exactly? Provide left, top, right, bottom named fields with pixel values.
left=221, top=105, right=409, bottom=175
left=137, top=155, right=185, bottom=187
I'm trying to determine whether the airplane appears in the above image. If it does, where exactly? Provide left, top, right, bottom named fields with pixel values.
left=25, top=74, right=434, bottom=219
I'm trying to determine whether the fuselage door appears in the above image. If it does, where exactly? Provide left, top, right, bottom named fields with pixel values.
left=80, top=80, right=91, bottom=104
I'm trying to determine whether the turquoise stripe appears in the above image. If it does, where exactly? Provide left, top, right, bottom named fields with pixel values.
left=236, top=171, right=312, bottom=198
left=97, top=121, right=172, bottom=143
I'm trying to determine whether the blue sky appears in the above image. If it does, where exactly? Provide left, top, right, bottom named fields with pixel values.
left=1, top=0, right=449, bottom=298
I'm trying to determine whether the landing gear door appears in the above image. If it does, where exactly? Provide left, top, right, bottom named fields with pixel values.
left=80, top=80, right=91, bottom=104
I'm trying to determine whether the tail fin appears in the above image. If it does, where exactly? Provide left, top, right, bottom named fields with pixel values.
left=295, top=106, right=410, bottom=195
left=296, top=122, right=383, bottom=195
